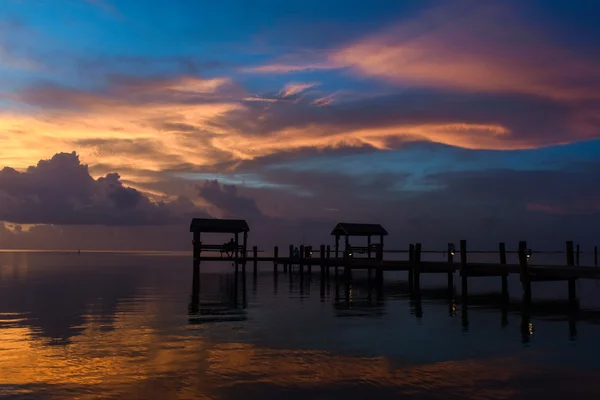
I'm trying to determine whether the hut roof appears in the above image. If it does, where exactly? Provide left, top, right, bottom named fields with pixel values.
left=189, top=218, right=250, bottom=234
left=330, top=222, right=388, bottom=236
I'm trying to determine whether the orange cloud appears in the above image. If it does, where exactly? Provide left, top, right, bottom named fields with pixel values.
left=2, top=62, right=592, bottom=189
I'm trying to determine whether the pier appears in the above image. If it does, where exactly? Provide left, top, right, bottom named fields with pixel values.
left=190, top=218, right=600, bottom=306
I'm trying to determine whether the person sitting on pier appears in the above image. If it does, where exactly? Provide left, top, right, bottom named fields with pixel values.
left=293, top=246, right=300, bottom=259
left=221, top=239, right=236, bottom=258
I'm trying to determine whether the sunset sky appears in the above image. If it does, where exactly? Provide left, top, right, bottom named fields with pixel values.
left=1, top=0, right=599, bottom=250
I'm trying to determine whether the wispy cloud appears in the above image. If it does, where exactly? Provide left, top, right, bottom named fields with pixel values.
left=278, top=82, right=319, bottom=98
left=84, top=0, right=122, bottom=18
left=0, top=45, right=38, bottom=70
left=241, top=62, right=337, bottom=74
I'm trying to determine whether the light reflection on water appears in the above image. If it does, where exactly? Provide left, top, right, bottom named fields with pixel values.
left=1, top=253, right=600, bottom=399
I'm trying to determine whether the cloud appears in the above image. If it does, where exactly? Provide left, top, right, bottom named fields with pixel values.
left=0, top=44, right=38, bottom=70
left=198, top=179, right=265, bottom=220
left=278, top=82, right=319, bottom=99
left=241, top=62, right=336, bottom=74
left=248, top=2, right=600, bottom=102
left=0, top=152, right=204, bottom=226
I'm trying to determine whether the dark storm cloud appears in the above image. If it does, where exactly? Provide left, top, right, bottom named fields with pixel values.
left=198, top=179, right=265, bottom=219
left=0, top=152, right=204, bottom=226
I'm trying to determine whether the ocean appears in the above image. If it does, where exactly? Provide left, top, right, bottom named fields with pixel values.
left=1, top=251, right=600, bottom=399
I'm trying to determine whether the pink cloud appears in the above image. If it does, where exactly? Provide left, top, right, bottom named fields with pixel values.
left=527, top=203, right=567, bottom=215
left=278, top=82, right=319, bottom=98
left=248, top=3, right=600, bottom=102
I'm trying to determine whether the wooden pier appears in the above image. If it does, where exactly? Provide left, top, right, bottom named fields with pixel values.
left=189, top=218, right=599, bottom=306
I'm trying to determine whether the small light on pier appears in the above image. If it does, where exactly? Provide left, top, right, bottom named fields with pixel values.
left=449, top=243, right=456, bottom=257
left=527, top=249, right=532, bottom=259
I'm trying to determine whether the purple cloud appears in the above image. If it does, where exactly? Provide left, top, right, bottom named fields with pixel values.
left=0, top=152, right=204, bottom=226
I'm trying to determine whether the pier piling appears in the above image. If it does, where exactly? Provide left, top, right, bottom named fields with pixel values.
left=566, top=241, right=577, bottom=305
left=414, top=243, right=422, bottom=291
left=499, top=242, right=508, bottom=297
left=408, top=244, right=415, bottom=291
left=447, top=242, right=454, bottom=294
left=518, top=241, right=531, bottom=303
left=274, top=246, right=278, bottom=274
left=460, top=240, right=468, bottom=301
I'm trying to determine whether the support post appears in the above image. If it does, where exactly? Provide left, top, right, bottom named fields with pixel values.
left=299, top=245, right=305, bottom=275
left=408, top=244, right=415, bottom=291
left=234, top=232, right=239, bottom=260
left=344, top=235, right=350, bottom=259
left=325, top=245, right=331, bottom=279
left=414, top=243, right=422, bottom=292
left=447, top=242, right=454, bottom=293
left=243, top=232, right=248, bottom=261
left=377, top=243, right=383, bottom=261
left=566, top=241, right=577, bottom=305
left=192, top=231, right=201, bottom=289
left=518, top=240, right=531, bottom=303
left=274, top=246, right=279, bottom=273
left=367, top=235, right=372, bottom=258
left=576, top=244, right=580, bottom=266
left=343, top=248, right=350, bottom=281
left=307, top=246, right=312, bottom=274
left=499, top=242, right=508, bottom=297
left=460, top=240, right=468, bottom=302
left=320, top=244, right=326, bottom=278
left=335, top=235, right=340, bottom=276
left=253, top=245, right=258, bottom=273
left=288, top=244, right=293, bottom=272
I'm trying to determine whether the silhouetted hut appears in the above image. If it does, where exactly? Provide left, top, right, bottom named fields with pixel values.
left=190, top=218, right=250, bottom=259
left=331, top=222, right=388, bottom=259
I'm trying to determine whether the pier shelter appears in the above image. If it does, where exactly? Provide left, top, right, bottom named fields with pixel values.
left=190, top=218, right=250, bottom=260
left=331, top=222, right=388, bottom=260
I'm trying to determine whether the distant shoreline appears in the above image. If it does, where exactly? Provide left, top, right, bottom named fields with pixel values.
left=0, top=249, right=190, bottom=255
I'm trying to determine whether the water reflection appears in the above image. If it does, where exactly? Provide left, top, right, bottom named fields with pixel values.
left=1, top=256, right=600, bottom=399
left=188, top=270, right=247, bottom=324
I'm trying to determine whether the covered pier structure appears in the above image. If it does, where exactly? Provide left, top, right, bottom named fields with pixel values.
left=331, top=222, right=388, bottom=261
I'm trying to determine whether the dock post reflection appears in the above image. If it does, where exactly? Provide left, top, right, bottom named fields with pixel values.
left=520, top=299, right=533, bottom=344
left=461, top=304, right=469, bottom=333
left=448, top=297, right=456, bottom=317
left=241, top=263, right=247, bottom=309
left=410, top=294, right=423, bottom=319
left=569, top=311, right=578, bottom=341
left=501, top=300, right=508, bottom=328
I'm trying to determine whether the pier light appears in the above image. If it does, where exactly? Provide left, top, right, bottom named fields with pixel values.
left=527, top=249, right=532, bottom=259
left=448, top=243, right=456, bottom=256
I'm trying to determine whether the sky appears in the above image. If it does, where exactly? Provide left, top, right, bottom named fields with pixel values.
left=1, top=0, right=600, bottom=251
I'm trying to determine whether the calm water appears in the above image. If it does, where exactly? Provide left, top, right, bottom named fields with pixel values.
left=2, top=252, right=600, bottom=399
